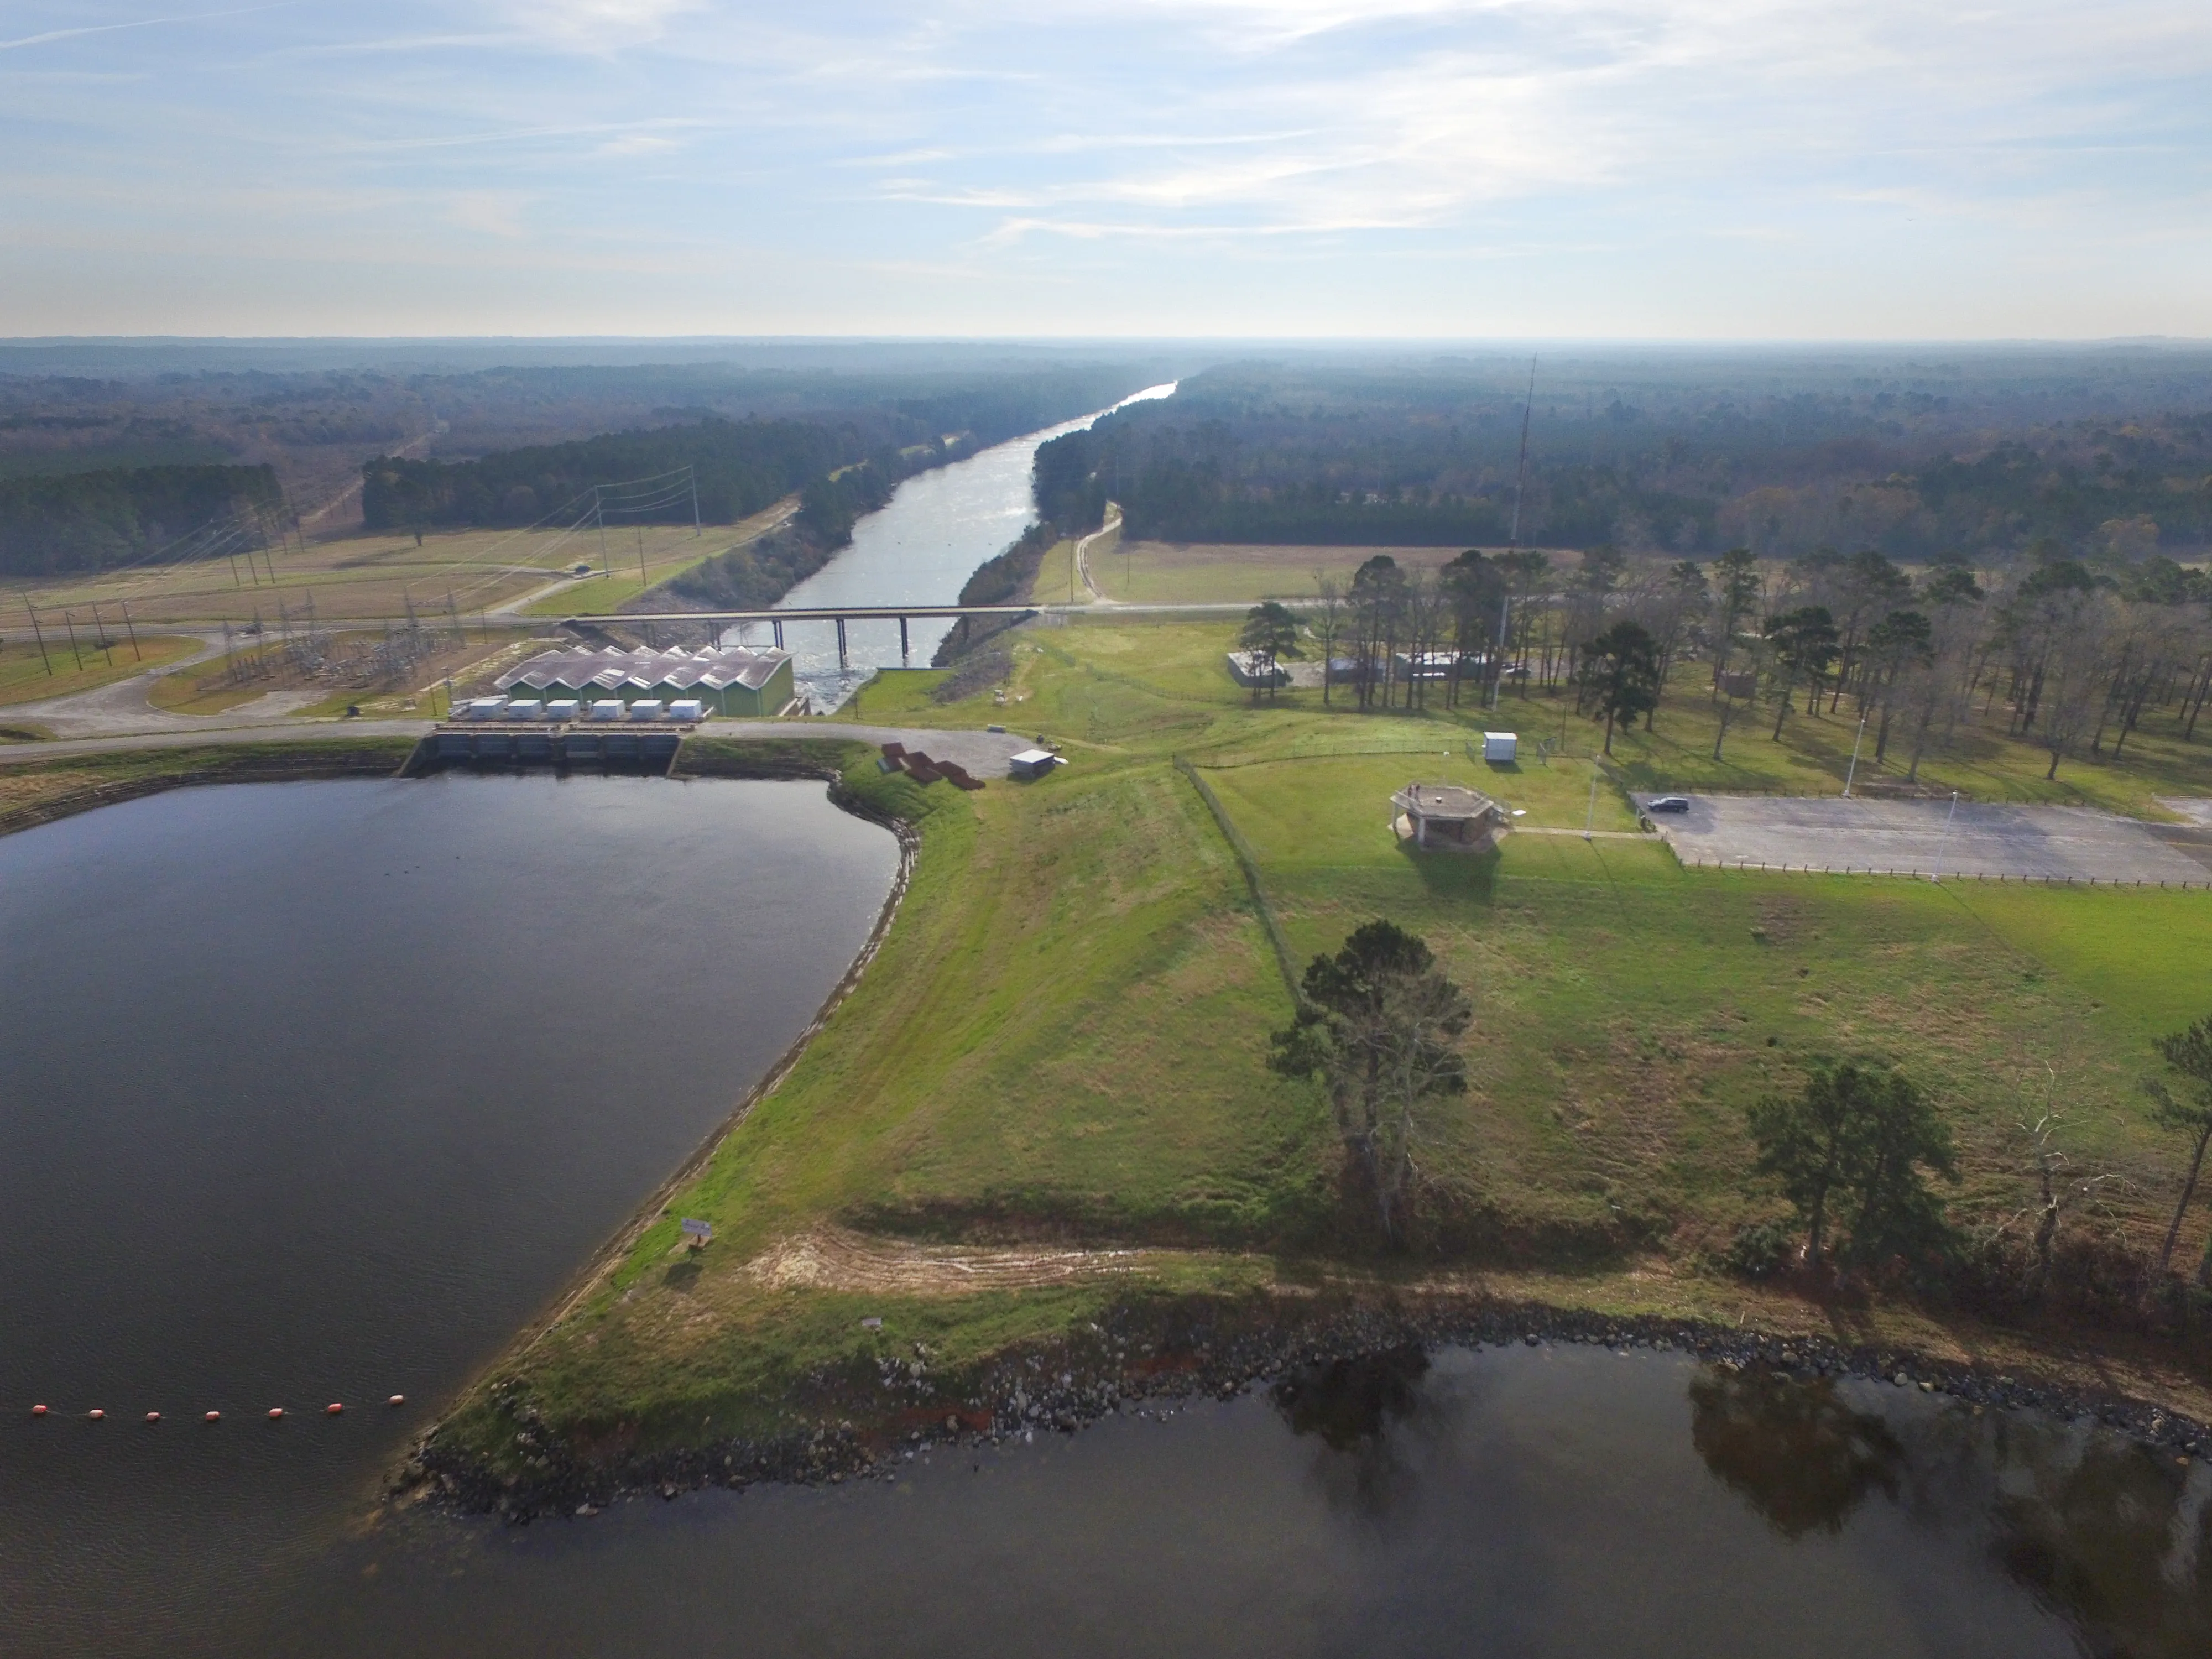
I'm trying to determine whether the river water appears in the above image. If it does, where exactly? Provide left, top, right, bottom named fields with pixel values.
left=733, top=382, right=1175, bottom=706
left=0, top=776, right=899, bottom=1657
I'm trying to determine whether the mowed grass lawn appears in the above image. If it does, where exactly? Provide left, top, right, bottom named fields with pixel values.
left=1206, top=753, right=2212, bottom=1260
left=469, top=615, right=2212, bottom=1453
left=0, top=634, right=198, bottom=705
left=1598, top=660, right=2212, bottom=818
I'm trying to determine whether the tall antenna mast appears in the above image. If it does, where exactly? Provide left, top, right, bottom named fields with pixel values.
left=1509, top=355, right=1536, bottom=547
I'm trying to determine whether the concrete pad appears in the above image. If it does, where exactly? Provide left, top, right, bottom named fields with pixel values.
left=1636, top=793, right=2212, bottom=885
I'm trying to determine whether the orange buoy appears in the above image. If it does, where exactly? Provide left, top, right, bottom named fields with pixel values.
left=388, top=1395, right=405, bottom=1407
left=268, top=1407, right=284, bottom=1420
left=32, top=1404, right=47, bottom=1417
left=204, top=1411, right=221, bottom=1423
left=325, top=1402, right=343, bottom=1416
left=145, top=1412, right=161, bottom=1423
left=88, top=1408, right=105, bottom=1421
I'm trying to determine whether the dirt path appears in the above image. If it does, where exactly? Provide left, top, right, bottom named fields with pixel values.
left=1072, top=505, right=1124, bottom=604
left=742, top=1224, right=1166, bottom=1295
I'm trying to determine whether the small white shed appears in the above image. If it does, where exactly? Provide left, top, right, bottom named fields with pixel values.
left=1483, top=731, right=1518, bottom=763
left=588, top=699, right=624, bottom=722
left=465, top=696, right=508, bottom=721
left=1009, top=748, right=1061, bottom=780
left=628, top=699, right=665, bottom=721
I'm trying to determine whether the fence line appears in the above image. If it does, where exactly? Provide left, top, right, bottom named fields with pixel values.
left=1672, top=855, right=2205, bottom=889
left=1175, top=755, right=1303, bottom=1001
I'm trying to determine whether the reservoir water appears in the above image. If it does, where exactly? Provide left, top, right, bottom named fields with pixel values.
left=283, top=1343, right=2210, bottom=1657
left=738, top=382, right=1175, bottom=706
left=0, top=775, right=900, bottom=1656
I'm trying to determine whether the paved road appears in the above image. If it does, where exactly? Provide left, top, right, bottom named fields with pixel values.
left=1637, top=793, right=2212, bottom=884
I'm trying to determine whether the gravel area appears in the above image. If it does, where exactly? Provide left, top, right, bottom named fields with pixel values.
left=1637, top=792, right=2212, bottom=884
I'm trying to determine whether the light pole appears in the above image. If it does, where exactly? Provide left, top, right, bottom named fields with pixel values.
left=1843, top=710, right=1867, bottom=797
left=1585, top=766, right=1599, bottom=841
left=1930, top=790, right=1960, bottom=881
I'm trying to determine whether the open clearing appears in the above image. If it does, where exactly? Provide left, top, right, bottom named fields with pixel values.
left=0, top=633, right=198, bottom=705
left=0, top=497, right=792, bottom=627
left=1641, top=793, right=2212, bottom=883
left=1077, top=540, right=1479, bottom=605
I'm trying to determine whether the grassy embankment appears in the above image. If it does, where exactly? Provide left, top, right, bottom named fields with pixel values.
left=436, top=615, right=2212, bottom=1478
left=0, top=634, right=199, bottom=705
left=0, top=737, right=420, bottom=835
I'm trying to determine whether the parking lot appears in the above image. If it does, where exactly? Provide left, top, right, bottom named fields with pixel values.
left=1637, top=793, right=2212, bottom=884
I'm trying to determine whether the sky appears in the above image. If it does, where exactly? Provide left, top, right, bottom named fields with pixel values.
left=2, top=0, right=2209, bottom=340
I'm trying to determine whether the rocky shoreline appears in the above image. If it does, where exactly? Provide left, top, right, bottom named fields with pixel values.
left=398, top=1291, right=2211, bottom=1525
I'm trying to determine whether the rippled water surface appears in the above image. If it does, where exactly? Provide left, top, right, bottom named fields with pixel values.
left=0, top=775, right=900, bottom=1657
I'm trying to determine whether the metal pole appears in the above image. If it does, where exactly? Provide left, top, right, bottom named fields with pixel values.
left=1930, top=790, right=1960, bottom=882
left=691, top=468, right=701, bottom=537
left=62, top=609, right=84, bottom=671
left=1490, top=592, right=1509, bottom=711
left=120, top=599, right=140, bottom=660
left=23, top=598, right=51, bottom=675
left=1509, top=356, right=1536, bottom=547
left=1585, top=768, right=1598, bottom=840
left=90, top=602, right=114, bottom=665
left=1843, top=711, right=1867, bottom=797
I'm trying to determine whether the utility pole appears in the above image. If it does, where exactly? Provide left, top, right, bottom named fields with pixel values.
left=62, top=609, right=84, bottom=671
left=23, top=598, right=52, bottom=675
left=595, top=488, right=610, bottom=568
left=1489, top=592, right=1509, bottom=712
left=1930, top=790, right=1961, bottom=881
left=1585, top=765, right=1599, bottom=840
left=1843, top=710, right=1868, bottom=797
left=90, top=602, right=115, bottom=666
left=119, top=599, right=140, bottom=661
left=1509, top=356, right=1537, bottom=548
left=690, top=467, right=701, bottom=538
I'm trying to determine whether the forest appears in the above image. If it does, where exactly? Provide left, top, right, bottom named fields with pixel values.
left=0, top=462, right=286, bottom=577
left=1032, top=351, right=2212, bottom=561
left=0, top=346, right=1162, bottom=576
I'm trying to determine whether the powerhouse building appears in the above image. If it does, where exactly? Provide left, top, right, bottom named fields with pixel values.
left=495, top=646, right=796, bottom=717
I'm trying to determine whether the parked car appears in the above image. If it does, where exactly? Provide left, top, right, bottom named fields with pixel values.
left=1647, top=795, right=1692, bottom=813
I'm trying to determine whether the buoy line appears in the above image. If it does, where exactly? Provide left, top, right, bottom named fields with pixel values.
left=28, top=1395, right=407, bottom=1421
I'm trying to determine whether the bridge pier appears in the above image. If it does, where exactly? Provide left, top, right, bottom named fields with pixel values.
left=899, top=615, right=909, bottom=664
left=771, top=619, right=784, bottom=649
left=836, top=615, right=848, bottom=670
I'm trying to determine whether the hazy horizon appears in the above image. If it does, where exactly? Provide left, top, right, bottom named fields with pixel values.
left=5, top=2, right=2207, bottom=341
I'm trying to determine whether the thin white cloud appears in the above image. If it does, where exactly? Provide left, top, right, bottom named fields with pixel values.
left=0, top=1, right=295, bottom=52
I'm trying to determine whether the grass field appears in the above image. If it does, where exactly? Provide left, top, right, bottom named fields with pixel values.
left=0, top=633, right=198, bottom=706
left=828, top=667, right=955, bottom=723
left=1082, top=541, right=1479, bottom=604
left=1595, top=662, right=2212, bottom=817
left=437, top=613, right=2212, bottom=1470
left=0, top=498, right=793, bottom=628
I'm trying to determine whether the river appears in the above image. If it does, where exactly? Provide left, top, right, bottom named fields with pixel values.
left=732, top=382, right=1175, bottom=706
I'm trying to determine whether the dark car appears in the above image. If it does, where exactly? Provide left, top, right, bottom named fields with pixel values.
left=1646, top=795, right=1692, bottom=813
